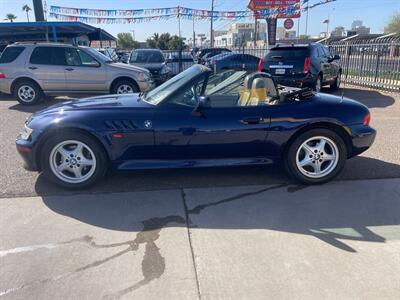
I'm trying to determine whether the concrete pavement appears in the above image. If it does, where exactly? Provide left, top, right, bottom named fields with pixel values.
left=1, top=178, right=400, bottom=299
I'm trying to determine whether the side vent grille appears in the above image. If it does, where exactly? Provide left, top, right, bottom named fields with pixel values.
left=104, top=120, right=138, bottom=131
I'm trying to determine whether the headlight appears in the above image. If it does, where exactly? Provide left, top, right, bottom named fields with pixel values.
left=161, top=66, right=170, bottom=74
left=19, top=125, right=33, bottom=140
left=137, top=72, right=146, bottom=81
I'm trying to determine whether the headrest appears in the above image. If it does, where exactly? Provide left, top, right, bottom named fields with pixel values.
left=243, top=72, right=277, bottom=95
left=252, top=78, right=267, bottom=90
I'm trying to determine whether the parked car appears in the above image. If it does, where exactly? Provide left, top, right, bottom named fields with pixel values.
left=16, top=65, right=375, bottom=189
left=261, top=43, right=342, bottom=92
left=165, top=52, right=194, bottom=76
left=0, top=43, right=154, bottom=105
left=206, top=53, right=260, bottom=72
left=196, top=48, right=232, bottom=64
left=96, top=48, right=119, bottom=62
left=129, top=49, right=171, bottom=84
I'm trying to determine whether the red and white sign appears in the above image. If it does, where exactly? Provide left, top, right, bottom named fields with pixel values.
left=284, top=18, right=294, bottom=30
left=248, top=0, right=300, bottom=10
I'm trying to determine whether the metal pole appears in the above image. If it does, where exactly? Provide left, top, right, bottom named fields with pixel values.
left=297, top=16, right=300, bottom=41
left=193, top=17, right=196, bottom=47
left=210, top=0, right=215, bottom=47
left=305, top=6, right=309, bottom=37
left=254, top=17, right=258, bottom=46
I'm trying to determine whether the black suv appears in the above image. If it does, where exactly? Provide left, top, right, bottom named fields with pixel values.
left=261, top=43, right=341, bottom=92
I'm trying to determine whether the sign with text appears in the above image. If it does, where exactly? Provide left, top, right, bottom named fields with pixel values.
left=267, top=18, right=277, bottom=45
left=248, top=0, right=301, bottom=18
left=248, top=0, right=300, bottom=10
left=284, top=18, right=294, bottom=29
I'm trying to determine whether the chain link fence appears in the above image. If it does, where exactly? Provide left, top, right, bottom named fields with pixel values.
left=328, top=34, right=400, bottom=91
left=162, top=35, right=400, bottom=91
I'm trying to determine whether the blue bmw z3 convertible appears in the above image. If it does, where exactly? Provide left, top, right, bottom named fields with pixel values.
left=16, top=65, right=376, bottom=189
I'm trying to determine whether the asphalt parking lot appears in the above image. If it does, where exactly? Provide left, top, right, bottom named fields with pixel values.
left=0, top=85, right=399, bottom=198
left=1, top=86, right=400, bottom=299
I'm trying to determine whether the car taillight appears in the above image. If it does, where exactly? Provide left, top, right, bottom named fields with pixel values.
left=258, top=58, right=263, bottom=72
left=363, top=112, right=371, bottom=126
left=303, top=57, right=311, bottom=74
left=0, top=72, right=6, bottom=79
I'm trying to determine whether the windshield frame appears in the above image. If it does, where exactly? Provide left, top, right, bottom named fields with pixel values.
left=143, top=65, right=210, bottom=106
left=81, top=47, right=113, bottom=63
left=130, top=50, right=165, bottom=64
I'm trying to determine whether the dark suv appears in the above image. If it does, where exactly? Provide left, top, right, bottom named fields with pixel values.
left=261, top=43, right=341, bottom=92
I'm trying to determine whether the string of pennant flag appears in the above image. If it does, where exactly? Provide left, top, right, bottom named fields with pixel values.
left=48, top=0, right=336, bottom=24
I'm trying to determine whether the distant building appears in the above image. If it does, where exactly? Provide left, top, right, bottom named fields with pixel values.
left=351, top=20, right=363, bottom=30
left=276, top=27, right=297, bottom=40
left=214, top=22, right=266, bottom=47
left=354, top=26, right=370, bottom=35
left=331, top=26, right=346, bottom=38
left=350, top=20, right=371, bottom=35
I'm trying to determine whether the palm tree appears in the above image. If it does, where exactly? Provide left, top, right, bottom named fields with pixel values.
left=22, top=4, right=32, bottom=22
left=4, top=13, right=17, bottom=23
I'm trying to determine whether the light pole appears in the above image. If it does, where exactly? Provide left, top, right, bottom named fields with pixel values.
left=210, top=0, right=215, bottom=47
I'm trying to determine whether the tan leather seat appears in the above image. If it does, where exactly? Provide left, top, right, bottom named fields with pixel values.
left=247, top=78, right=267, bottom=106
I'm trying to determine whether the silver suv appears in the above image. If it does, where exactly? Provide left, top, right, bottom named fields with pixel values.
left=0, top=43, right=154, bottom=105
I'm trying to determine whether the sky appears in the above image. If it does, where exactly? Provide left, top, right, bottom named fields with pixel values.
left=1, top=0, right=400, bottom=41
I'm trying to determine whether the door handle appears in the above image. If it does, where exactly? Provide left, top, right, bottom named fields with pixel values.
left=28, top=66, right=37, bottom=70
left=65, top=68, right=74, bottom=71
left=241, top=117, right=262, bottom=125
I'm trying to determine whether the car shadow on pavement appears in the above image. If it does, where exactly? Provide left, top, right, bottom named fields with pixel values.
left=332, top=87, right=395, bottom=108
left=39, top=156, right=400, bottom=253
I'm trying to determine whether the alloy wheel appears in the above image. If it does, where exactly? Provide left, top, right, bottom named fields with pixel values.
left=116, top=84, right=134, bottom=94
left=295, top=136, right=339, bottom=179
left=49, top=140, right=97, bottom=184
left=18, top=85, right=36, bottom=103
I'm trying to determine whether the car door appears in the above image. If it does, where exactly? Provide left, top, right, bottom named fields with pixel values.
left=26, top=46, right=67, bottom=91
left=64, top=47, right=107, bottom=92
left=317, top=45, right=333, bottom=82
left=323, top=46, right=339, bottom=81
left=153, top=71, right=270, bottom=160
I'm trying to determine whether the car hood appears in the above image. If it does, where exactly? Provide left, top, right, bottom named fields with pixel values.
left=108, top=62, right=149, bottom=74
left=130, top=62, right=165, bottom=71
left=33, top=94, right=154, bottom=116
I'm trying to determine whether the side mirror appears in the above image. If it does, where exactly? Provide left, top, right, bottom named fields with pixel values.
left=192, top=96, right=211, bottom=116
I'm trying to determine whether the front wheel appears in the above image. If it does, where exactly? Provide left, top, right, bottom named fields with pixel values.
left=112, top=80, right=139, bottom=94
left=41, top=131, right=108, bottom=189
left=285, top=129, right=347, bottom=184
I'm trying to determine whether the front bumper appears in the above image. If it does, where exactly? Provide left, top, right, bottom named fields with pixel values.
left=348, top=125, right=377, bottom=157
left=16, top=140, right=38, bottom=171
left=150, top=72, right=170, bottom=85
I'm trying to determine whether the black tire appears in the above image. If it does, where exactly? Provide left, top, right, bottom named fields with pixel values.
left=314, top=75, right=323, bottom=93
left=40, top=131, right=108, bottom=189
left=330, top=71, right=342, bottom=90
left=111, top=79, right=139, bottom=94
left=13, top=80, right=43, bottom=105
left=285, top=128, right=347, bottom=185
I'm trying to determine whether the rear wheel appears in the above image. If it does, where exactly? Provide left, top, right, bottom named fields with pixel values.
left=314, top=75, right=322, bottom=93
left=13, top=80, right=43, bottom=105
left=285, top=129, right=347, bottom=184
left=41, top=131, right=108, bottom=189
left=330, top=71, right=342, bottom=90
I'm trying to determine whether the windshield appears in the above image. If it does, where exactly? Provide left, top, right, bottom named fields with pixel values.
left=84, top=47, right=112, bottom=63
left=143, top=65, right=208, bottom=105
left=130, top=50, right=165, bottom=63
